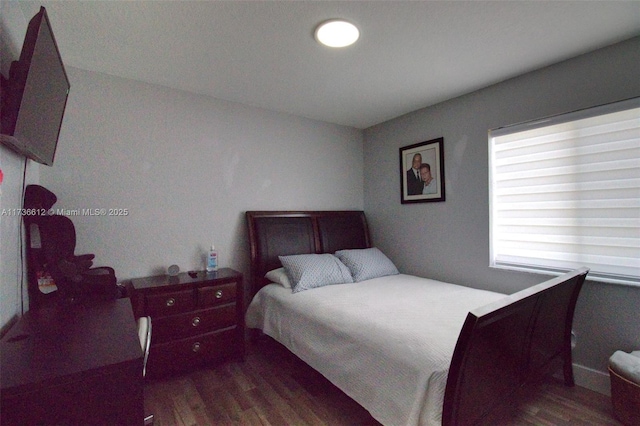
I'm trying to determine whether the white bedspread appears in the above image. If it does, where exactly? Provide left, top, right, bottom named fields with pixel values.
left=245, top=274, right=505, bottom=426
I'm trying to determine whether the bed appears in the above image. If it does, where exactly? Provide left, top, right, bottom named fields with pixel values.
left=245, top=210, right=588, bottom=425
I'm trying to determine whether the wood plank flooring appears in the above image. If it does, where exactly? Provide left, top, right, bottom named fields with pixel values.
left=144, top=337, right=621, bottom=425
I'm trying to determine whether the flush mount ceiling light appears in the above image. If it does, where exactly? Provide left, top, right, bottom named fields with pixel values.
left=315, top=19, right=359, bottom=48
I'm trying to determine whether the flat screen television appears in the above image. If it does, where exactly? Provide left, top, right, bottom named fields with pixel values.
left=0, top=6, right=70, bottom=166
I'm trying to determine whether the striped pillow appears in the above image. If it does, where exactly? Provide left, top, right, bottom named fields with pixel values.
left=335, top=247, right=399, bottom=282
left=279, top=254, right=353, bottom=293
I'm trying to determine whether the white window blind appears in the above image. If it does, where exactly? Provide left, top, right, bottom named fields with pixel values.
left=489, top=98, right=640, bottom=286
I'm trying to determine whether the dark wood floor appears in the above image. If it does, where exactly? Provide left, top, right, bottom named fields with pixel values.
left=144, top=337, right=621, bottom=425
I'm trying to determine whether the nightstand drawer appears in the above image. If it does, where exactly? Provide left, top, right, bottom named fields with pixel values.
left=147, top=327, right=238, bottom=378
left=199, top=282, right=236, bottom=306
left=145, top=289, right=195, bottom=316
left=151, top=303, right=237, bottom=344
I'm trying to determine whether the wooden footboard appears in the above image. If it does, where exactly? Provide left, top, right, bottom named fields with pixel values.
left=442, top=267, right=589, bottom=425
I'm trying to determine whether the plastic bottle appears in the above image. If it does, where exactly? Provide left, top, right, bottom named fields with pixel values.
left=206, top=244, right=218, bottom=272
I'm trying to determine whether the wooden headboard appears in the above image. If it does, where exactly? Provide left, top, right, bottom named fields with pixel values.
left=246, top=211, right=371, bottom=296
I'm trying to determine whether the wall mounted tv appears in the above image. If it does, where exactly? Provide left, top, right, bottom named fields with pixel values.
left=0, top=6, right=70, bottom=166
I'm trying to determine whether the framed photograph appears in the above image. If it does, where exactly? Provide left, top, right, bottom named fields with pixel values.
left=400, top=137, right=445, bottom=204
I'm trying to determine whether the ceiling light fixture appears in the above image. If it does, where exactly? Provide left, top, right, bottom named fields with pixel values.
left=315, top=19, right=359, bottom=48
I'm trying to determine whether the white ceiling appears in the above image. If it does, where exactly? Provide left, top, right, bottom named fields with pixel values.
left=16, top=1, right=640, bottom=129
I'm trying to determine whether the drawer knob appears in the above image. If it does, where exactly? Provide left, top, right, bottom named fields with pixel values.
left=191, top=317, right=201, bottom=327
left=192, top=342, right=201, bottom=352
left=166, top=298, right=176, bottom=307
left=215, top=290, right=223, bottom=299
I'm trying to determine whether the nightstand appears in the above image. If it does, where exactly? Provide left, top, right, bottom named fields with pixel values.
left=127, top=268, right=243, bottom=378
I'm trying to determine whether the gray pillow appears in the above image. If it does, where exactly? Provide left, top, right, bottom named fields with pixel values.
left=279, top=253, right=353, bottom=293
left=334, top=247, right=399, bottom=282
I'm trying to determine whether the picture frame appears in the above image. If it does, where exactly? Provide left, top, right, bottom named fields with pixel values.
left=400, top=137, right=445, bottom=204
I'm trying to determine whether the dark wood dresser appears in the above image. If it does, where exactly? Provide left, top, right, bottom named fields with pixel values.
left=127, top=268, right=244, bottom=378
left=0, top=298, right=144, bottom=425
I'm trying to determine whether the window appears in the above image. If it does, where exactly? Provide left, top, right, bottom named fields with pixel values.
left=489, top=98, right=640, bottom=286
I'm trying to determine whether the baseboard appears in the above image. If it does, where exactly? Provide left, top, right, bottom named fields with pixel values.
left=573, top=363, right=612, bottom=396
left=552, top=362, right=611, bottom=396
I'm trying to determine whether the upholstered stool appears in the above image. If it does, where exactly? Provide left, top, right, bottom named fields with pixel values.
left=609, top=350, right=640, bottom=426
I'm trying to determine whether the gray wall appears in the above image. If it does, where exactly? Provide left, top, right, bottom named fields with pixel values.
left=0, top=141, right=38, bottom=329
left=363, top=37, right=640, bottom=386
left=39, top=67, right=364, bottom=281
left=0, top=0, right=40, bottom=329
